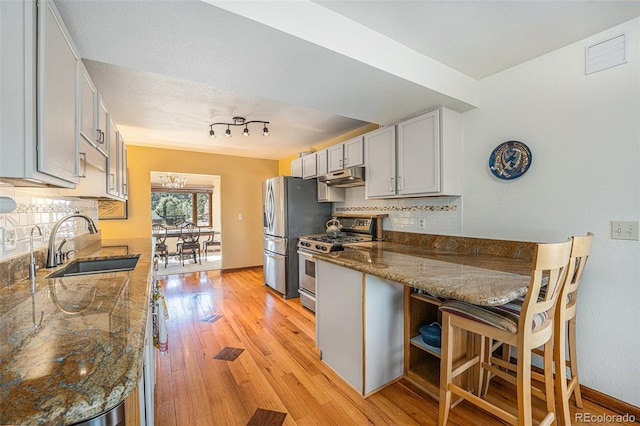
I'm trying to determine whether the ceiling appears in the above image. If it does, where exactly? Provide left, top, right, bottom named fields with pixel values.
left=55, top=0, right=640, bottom=161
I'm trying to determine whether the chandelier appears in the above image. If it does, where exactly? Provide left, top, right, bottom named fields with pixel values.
left=209, top=116, right=270, bottom=138
left=159, top=173, right=187, bottom=188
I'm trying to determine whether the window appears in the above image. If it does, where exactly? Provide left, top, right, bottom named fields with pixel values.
left=151, top=190, right=212, bottom=227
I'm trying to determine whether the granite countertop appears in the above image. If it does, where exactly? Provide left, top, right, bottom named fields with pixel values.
left=0, top=238, right=153, bottom=426
left=312, top=240, right=535, bottom=306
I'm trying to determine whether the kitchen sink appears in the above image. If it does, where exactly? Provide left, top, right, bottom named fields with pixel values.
left=46, top=254, right=140, bottom=278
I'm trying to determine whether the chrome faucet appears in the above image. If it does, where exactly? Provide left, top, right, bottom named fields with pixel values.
left=29, top=225, right=43, bottom=292
left=46, top=214, right=98, bottom=268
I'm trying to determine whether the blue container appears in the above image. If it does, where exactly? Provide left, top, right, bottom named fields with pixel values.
left=418, top=322, right=442, bottom=348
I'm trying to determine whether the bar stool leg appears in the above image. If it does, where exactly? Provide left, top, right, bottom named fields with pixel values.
left=555, top=317, right=572, bottom=426
left=568, top=317, right=583, bottom=408
left=439, top=314, right=454, bottom=426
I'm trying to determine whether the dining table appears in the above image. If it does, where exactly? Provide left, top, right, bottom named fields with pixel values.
left=152, top=226, right=220, bottom=239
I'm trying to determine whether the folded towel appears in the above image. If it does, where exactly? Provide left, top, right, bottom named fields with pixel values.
left=153, top=282, right=169, bottom=355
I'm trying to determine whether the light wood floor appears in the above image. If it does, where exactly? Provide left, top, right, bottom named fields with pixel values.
left=154, top=269, right=625, bottom=425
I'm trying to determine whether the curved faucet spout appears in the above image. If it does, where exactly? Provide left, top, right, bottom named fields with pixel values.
left=46, top=214, right=98, bottom=268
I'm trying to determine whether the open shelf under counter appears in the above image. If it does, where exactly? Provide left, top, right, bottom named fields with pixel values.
left=410, top=335, right=442, bottom=357
left=404, top=286, right=472, bottom=401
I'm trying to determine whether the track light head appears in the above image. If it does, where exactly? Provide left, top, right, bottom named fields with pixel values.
left=243, top=126, right=250, bottom=136
left=225, top=126, right=232, bottom=138
left=263, top=125, right=270, bottom=136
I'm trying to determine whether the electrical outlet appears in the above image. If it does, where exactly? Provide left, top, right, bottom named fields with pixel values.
left=1, top=227, right=17, bottom=252
left=611, top=221, right=638, bottom=240
left=417, top=218, right=426, bottom=230
left=237, top=213, right=243, bottom=220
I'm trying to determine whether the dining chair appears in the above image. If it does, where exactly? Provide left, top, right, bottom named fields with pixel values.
left=438, top=239, right=573, bottom=426
left=178, top=222, right=201, bottom=266
left=202, top=232, right=221, bottom=258
left=152, top=223, right=169, bottom=269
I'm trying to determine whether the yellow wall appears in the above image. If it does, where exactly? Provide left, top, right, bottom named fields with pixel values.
left=99, top=146, right=279, bottom=270
left=278, top=124, right=379, bottom=175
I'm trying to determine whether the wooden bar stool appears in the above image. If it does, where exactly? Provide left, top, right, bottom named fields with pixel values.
left=438, top=239, right=573, bottom=426
left=489, top=233, right=593, bottom=426
left=548, top=233, right=593, bottom=425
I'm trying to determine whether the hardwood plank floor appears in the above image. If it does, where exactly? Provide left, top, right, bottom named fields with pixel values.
left=154, top=269, right=628, bottom=425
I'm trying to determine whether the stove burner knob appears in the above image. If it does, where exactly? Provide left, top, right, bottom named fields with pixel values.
left=320, top=246, right=328, bottom=251
left=302, top=242, right=310, bottom=247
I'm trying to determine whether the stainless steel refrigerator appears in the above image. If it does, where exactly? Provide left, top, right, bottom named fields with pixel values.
left=262, top=176, right=331, bottom=298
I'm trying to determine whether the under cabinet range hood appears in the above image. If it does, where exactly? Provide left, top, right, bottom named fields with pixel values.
left=318, top=167, right=365, bottom=187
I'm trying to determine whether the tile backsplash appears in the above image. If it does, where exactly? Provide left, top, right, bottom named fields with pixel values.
left=0, top=185, right=98, bottom=264
left=332, top=186, right=462, bottom=235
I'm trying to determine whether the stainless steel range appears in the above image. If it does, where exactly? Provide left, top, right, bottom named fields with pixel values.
left=297, top=215, right=385, bottom=312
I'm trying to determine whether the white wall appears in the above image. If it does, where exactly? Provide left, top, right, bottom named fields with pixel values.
left=462, top=18, right=640, bottom=406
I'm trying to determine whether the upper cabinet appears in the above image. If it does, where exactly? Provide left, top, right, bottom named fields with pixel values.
left=364, top=126, right=397, bottom=198
left=302, top=152, right=317, bottom=179
left=0, top=0, right=80, bottom=187
left=316, top=149, right=328, bottom=176
left=365, top=107, right=462, bottom=198
left=328, top=137, right=364, bottom=172
left=291, top=158, right=303, bottom=178
left=119, top=133, right=128, bottom=199
left=107, top=116, right=121, bottom=199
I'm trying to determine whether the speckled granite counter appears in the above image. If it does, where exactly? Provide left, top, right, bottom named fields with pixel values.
left=312, top=236, right=537, bottom=306
left=0, top=238, right=153, bottom=425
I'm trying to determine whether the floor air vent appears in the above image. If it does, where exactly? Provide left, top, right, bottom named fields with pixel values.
left=586, top=33, right=628, bottom=75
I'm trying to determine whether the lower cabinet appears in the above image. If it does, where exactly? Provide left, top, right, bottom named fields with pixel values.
left=405, top=287, right=470, bottom=399
left=316, top=260, right=404, bottom=395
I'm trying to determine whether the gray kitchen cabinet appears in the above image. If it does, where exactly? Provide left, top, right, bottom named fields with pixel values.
left=364, top=126, right=397, bottom=198
left=302, top=152, right=317, bottom=179
left=290, top=158, right=303, bottom=177
left=105, top=121, right=128, bottom=200
left=119, top=133, right=128, bottom=199
left=78, top=62, right=107, bottom=153
left=97, top=95, right=109, bottom=150
left=0, top=0, right=80, bottom=187
left=316, top=149, right=328, bottom=176
left=365, top=107, right=462, bottom=199
left=316, top=260, right=404, bottom=395
left=107, top=117, right=120, bottom=198
left=328, top=137, right=364, bottom=172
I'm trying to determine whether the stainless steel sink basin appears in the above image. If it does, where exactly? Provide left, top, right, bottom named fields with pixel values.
left=46, top=254, right=140, bottom=278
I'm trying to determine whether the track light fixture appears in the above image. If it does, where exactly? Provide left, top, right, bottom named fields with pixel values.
left=208, top=117, right=270, bottom=139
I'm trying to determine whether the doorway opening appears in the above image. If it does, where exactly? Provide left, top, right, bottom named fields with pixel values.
left=150, top=172, right=221, bottom=271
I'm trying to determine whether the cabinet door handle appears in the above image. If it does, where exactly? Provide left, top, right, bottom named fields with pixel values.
left=390, top=177, right=394, bottom=192
left=96, top=129, right=103, bottom=144
left=101, top=131, right=105, bottom=144
left=79, top=152, right=87, bottom=178
left=398, top=175, right=403, bottom=191
left=109, top=173, right=116, bottom=190
left=123, top=183, right=128, bottom=196
left=344, top=157, right=348, bottom=166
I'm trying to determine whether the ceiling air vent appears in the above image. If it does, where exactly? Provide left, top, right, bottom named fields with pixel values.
left=585, top=33, right=628, bottom=75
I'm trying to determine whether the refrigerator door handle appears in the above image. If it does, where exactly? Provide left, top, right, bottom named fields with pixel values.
left=265, top=181, right=275, bottom=231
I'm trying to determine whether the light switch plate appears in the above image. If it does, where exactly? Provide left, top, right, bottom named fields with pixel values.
left=1, top=227, right=17, bottom=252
left=611, top=221, right=638, bottom=240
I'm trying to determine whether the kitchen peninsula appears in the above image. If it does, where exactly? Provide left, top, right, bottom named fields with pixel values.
left=0, top=238, right=154, bottom=425
left=312, top=232, right=538, bottom=398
